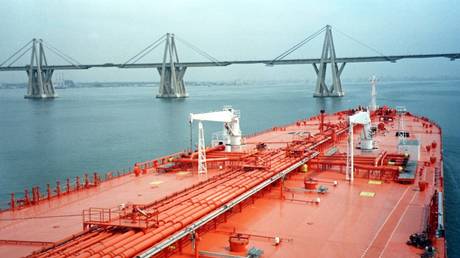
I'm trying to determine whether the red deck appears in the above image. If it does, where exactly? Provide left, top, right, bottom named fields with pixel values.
left=0, top=107, right=445, bottom=258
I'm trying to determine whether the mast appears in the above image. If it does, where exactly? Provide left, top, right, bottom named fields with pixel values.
left=370, top=75, right=377, bottom=111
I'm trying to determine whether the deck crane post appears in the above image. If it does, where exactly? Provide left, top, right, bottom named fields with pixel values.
left=189, top=107, right=242, bottom=176
left=346, top=110, right=373, bottom=182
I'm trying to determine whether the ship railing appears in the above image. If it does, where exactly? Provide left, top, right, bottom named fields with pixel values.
left=83, top=205, right=159, bottom=230
left=0, top=150, right=189, bottom=212
left=135, top=151, right=188, bottom=173
left=83, top=207, right=114, bottom=224
left=1, top=169, right=133, bottom=212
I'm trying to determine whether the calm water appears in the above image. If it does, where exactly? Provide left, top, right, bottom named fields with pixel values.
left=0, top=80, right=459, bottom=256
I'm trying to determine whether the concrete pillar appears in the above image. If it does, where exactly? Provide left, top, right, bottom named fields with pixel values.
left=156, top=33, right=188, bottom=98
left=156, top=66, right=187, bottom=98
left=313, top=25, right=345, bottom=97
left=25, top=68, right=56, bottom=98
left=24, top=39, right=57, bottom=99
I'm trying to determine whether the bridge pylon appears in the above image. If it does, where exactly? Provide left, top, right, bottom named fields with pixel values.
left=156, top=33, right=188, bottom=98
left=25, top=39, right=57, bottom=99
left=313, top=25, right=345, bottom=97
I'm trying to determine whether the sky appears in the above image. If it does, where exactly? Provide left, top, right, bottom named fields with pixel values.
left=0, top=0, right=459, bottom=83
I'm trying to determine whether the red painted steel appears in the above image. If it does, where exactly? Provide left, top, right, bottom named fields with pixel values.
left=0, top=107, right=446, bottom=258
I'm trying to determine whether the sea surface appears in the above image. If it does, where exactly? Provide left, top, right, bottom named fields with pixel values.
left=0, top=80, right=459, bottom=256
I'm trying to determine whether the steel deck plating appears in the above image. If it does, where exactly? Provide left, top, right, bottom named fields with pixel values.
left=0, top=107, right=445, bottom=258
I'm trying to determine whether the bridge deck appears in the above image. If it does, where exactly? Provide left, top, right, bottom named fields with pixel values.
left=1, top=53, right=458, bottom=71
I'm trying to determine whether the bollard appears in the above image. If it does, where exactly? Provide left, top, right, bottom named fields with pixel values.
left=84, top=174, right=89, bottom=188
left=31, top=187, right=37, bottom=204
left=10, top=192, right=15, bottom=210
left=93, top=172, right=99, bottom=186
left=31, top=188, right=36, bottom=204
left=76, top=176, right=81, bottom=190
left=65, top=178, right=70, bottom=194
left=35, top=186, right=40, bottom=204
left=24, top=189, right=30, bottom=206
left=47, top=184, right=51, bottom=200
left=56, top=181, right=61, bottom=197
left=134, top=164, right=141, bottom=177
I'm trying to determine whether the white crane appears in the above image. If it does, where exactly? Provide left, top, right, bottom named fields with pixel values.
left=189, top=106, right=242, bottom=176
left=346, top=110, right=373, bottom=182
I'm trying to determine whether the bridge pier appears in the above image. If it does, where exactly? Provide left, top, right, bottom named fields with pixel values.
left=25, top=68, right=56, bottom=99
left=24, top=39, right=57, bottom=99
left=157, top=66, right=187, bottom=98
left=313, top=25, right=345, bottom=97
left=156, top=33, right=188, bottom=98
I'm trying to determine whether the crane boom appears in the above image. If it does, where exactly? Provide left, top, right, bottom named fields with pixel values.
left=346, top=110, right=373, bottom=182
left=349, top=111, right=371, bottom=124
left=189, top=107, right=243, bottom=177
left=190, top=111, right=234, bottom=123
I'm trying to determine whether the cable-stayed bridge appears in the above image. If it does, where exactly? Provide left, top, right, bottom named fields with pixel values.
left=0, top=25, right=459, bottom=99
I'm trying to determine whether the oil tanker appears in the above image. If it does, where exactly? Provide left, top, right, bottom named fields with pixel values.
left=0, top=90, right=445, bottom=257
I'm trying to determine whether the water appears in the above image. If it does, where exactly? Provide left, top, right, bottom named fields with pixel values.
left=0, top=80, right=459, bottom=256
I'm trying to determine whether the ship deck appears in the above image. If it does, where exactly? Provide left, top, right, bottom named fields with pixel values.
left=0, top=169, right=227, bottom=257
left=181, top=171, right=431, bottom=258
left=0, top=107, right=444, bottom=258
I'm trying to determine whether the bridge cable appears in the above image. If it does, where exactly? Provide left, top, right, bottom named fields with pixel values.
left=270, top=26, right=327, bottom=64
left=333, top=27, right=393, bottom=62
left=42, top=41, right=82, bottom=68
left=6, top=46, right=32, bottom=67
left=271, top=26, right=326, bottom=62
left=130, top=38, right=166, bottom=65
left=42, top=45, right=81, bottom=68
left=272, top=26, right=326, bottom=61
left=174, top=36, right=223, bottom=65
left=123, top=34, right=167, bottom=65
left=0, top=39, right=34, bottom=67
left=47, top=44, right=82, bottom=66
